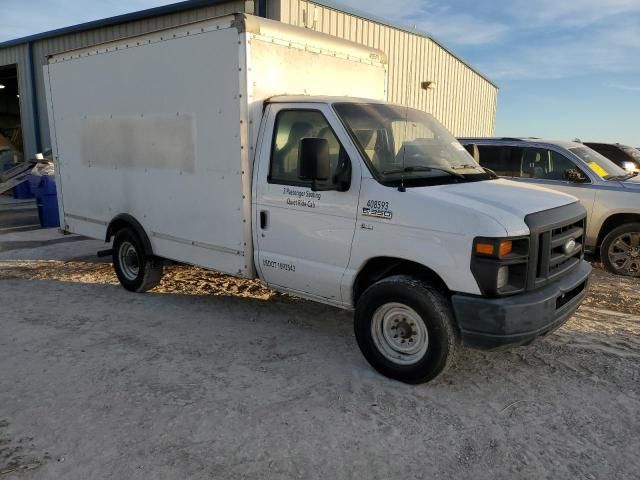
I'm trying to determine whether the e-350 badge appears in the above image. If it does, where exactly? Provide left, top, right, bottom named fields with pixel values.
left=362, top=199, right=392, bottom=219
left=362, top=207, right=392, bottom=219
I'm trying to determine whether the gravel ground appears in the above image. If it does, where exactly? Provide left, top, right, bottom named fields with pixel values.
left=1, top=200, right=639, bottom=479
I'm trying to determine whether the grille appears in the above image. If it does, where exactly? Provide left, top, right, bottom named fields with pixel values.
left=536, top=218, right=585, bottom=281
left=525, top=203, right=587, bottom=291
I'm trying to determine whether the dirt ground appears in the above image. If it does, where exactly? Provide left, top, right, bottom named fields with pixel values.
left=1, top=199, right=639, bottom=479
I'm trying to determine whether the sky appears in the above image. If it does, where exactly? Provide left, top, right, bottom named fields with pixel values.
left=1, top=0, right=639, bottom=145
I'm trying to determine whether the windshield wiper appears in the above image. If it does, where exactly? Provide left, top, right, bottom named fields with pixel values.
left=381, top=165, right=466, bottom=180
left=450, top=164, right=477, bottom=170
left=607, top=172, right=638, bottom=181
left=451, top=164, right=498, bottom=178
left=481, top=166, right=499, bottom=179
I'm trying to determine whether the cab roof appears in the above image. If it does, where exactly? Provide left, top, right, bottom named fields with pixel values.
left=266, top=95, right=387, bottom=105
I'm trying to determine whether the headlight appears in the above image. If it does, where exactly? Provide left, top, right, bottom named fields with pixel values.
left=471, top=237, right=529, bottom=296
left=622, top=161, right=638, bottom=172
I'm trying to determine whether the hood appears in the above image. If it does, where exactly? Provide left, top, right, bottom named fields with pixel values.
left=408, top=179, right=578, bottom=236
left=435, top=179, right=577, bottom=216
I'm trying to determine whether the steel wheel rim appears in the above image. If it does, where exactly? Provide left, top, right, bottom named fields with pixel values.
left=118, top=241, right=140, bottom=281
left=607, top=232, right=640, bottom=276
left=371, top=303, right=429, bottom=365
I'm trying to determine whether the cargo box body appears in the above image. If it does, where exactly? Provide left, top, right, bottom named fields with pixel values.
left=45, top=13, right=386, bottom=277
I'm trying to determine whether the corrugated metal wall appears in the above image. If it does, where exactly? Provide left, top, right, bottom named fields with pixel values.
left=269, top=0, right=497, bottom=137
left=0, top=0, right=250, bottom=160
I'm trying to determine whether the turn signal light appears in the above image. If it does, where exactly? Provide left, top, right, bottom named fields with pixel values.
left=475, top=243, right=495, bottom=256
left=498, top=240, right=513, bottom=257
left=475, top=240, right=513, bottom=258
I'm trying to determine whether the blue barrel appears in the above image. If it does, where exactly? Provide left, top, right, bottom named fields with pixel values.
left=27, top=173, right=42, bottom=192
left=34, top=176, right=60, bottom=228
left=13, top=180, right=35, bottom=199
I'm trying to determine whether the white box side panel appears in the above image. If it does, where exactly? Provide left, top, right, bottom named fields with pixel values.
left=245, top=31, right=387, bottom=151
left=46, top=25, right=252, bottom=277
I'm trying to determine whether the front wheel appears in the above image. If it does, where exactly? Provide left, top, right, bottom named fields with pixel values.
left=112, top=228, right=164, bottom=292
left=600, top=223, right=640, bottom=277
left=354, top=275, right=458, bottom=384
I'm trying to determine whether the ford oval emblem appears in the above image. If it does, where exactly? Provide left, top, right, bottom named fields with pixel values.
left=563, top=239, right=576, bottom=255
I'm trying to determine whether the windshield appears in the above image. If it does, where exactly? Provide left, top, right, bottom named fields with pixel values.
left=569, top=146, right=629, bottom=180
left=333, top=103, right=490, bottom=186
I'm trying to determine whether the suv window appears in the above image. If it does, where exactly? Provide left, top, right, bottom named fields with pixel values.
left=521, top=148, right=578, bottom=180
left=270, top=110, right=344, bottom=185
left=548, top=150, right=578, bottom=180
left=476, top=145, right=522, bottom=177
left=473, top=144, right=586, bottom=181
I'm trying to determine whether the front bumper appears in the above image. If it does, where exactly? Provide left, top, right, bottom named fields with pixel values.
left=452, top=260, right=592, bottom=349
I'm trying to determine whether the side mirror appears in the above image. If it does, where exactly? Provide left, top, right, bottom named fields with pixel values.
left=563, top=168, right=588, bottom=183
left=299, top=138, right=333, bottom=191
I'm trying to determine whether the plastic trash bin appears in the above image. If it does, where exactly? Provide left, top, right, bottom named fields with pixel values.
left=27, top=173, right=41, bottom=193
left=13, top=181, right=35, bottom=199
left=34, top=176, right=60, bottom=228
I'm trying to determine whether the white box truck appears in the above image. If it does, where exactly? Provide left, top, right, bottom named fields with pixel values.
left=44, top=14, right=591, bottom=383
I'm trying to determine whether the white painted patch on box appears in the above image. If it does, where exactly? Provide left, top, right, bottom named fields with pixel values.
left=81, top=113, right=195, bottom=172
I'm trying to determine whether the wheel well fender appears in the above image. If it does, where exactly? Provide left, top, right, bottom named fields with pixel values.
left=105, top=214, right=153, bottom=255
left=596, top=213, right=640, bottom=247
left=352, top=257, right=450, bottom=305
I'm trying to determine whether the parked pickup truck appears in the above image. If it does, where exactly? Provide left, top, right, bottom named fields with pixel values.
left=460, top=138, right=640, bottom=277
left=44, top=14, right=591, bottom=383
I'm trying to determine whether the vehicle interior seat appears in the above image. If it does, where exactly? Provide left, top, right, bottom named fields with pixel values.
left=318, top=126, right=341, bottom=173
left=355, top=130, right=376, bottom=158
left=469, top=143, right=480, bottom=162
left=355, top=129, right=393, bottom=171
left=274, top=121, right=312, bottom=178
left=522, top=149, right=546, bottom=179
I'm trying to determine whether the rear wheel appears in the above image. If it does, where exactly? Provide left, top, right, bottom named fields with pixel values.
left=354, top=275, right=458, bottom=384
left=601, top=223, right=640, bottom=277
left=112, top=228, right=163, bottom=292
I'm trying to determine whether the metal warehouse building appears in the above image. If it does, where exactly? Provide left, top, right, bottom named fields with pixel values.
left=0, top=0, right=497, bottom=161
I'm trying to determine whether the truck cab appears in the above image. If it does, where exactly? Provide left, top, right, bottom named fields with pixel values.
left=251, top=98, right=591, bottom=382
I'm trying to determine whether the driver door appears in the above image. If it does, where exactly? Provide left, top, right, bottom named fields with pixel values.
left=253, top=103, right=361, bottom=305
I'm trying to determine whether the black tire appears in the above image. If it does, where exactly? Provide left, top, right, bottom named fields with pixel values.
left=112, top=228, right=164, bottom=292
left=354, top=275, right=458, bottom=384
left=600, top=223, right=640, bottom=277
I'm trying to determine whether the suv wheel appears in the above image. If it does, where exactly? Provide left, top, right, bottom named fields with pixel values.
left=601, top=223, right=640, bottom=277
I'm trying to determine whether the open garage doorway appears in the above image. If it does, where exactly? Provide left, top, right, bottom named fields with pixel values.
left=0, top=64, right=23, bottom=170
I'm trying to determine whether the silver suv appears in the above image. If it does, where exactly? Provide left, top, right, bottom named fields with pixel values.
left=459, top=138, right=640, bottom=277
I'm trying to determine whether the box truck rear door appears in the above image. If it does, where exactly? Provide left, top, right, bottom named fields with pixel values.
left=254, top=103, right=361, bottom=304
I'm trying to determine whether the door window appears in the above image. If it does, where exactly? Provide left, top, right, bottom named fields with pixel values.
left=476, top=145, right=522, bottom=177
left=269, top=110, right=345, bottom=186
left=548, top=150, right=579, bottom=180
left=521, top=148, right=584, bottom=181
